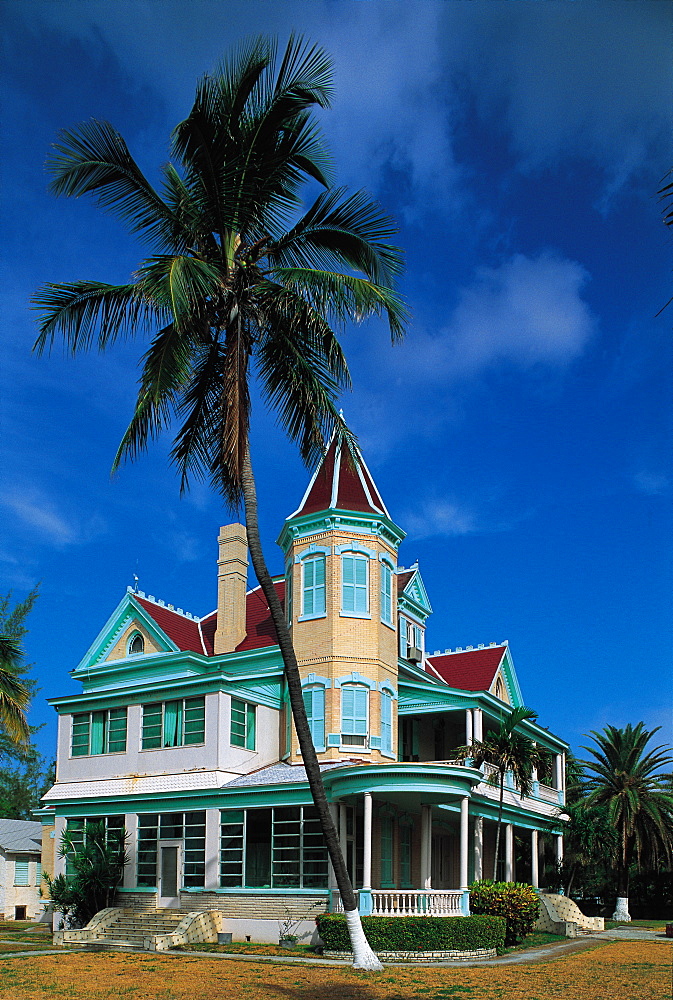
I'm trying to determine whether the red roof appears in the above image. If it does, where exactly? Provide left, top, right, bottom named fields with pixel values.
left=397, top=569, right=415, bottom=594
left=134, top=580, right=285, bottom=657
left=291, top=437, right=389, bottom=518
left=135, top=595, right=206, bottom=654
left=426, top=645, right=506, bottom=692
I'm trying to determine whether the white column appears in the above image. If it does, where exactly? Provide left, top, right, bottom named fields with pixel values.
left=473, top=708, right=483, bottom=743
left=554, top=754, right=563, bottom=790
left=459, top=797, right=469, bottom=888
left=473, top=815, right=483, bottom=881
left=465, top=709, right=473, bottom=747
left=363, top=792, right=372, bottom=891
left=504, top=823, right=513, bottom=882
left=204, top=809, right=220, bottom=890
left=420, top=805, right=432, bottom=889
left=123, top=813, right=137, bottom=889
left=556, top=833, right=564, bottom=865
left=531, top=829, right=539, bottom=889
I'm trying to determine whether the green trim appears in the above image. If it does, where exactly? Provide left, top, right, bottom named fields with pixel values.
left=278, top=507, right=405, bottom=555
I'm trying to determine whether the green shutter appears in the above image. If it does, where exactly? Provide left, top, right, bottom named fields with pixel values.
left=14, top=859, right=29, bottom=886
left=381, top=561, right=392, bottom=624
left=399, top=617, right=407, bottom=657
left=246, top=703, right=256, bottom=750
left=381, top=692, right=393, bottom=754
left=71, top=714, right=90, bottom=756
left=342, top=686, right=368, bottom=738
left=303, top=687, right=325, bottom=750
left=231, top=698, right=246, bottom=747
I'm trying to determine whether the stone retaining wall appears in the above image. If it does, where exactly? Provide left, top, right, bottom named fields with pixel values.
left=325, top=948, right=496, bottom=962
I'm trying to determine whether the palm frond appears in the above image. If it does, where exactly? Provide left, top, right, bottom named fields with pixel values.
left=47, top=120, right=184, bottom=250
left=134, top=255, right=223, bottom=332
left=32, top=281, right=162, bottom=354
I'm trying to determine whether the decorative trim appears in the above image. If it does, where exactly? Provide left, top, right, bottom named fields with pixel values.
left=333, top=543, right=376, bottom=559
left=334, top=673, right=376, bottom=690
left=377, top=680, right=397, bottom=698
left=297, top=612, right=327, bottom=623
left=339, top=611, right=372, bottom=620
left=301, top=674, right=332, bottom=689
left=294, top=544, right=330, bottom=564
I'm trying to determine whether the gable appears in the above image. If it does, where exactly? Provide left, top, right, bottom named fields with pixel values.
left=397, top=567, right=432, bottom=619
left=73, top=591, right=181, bottom=673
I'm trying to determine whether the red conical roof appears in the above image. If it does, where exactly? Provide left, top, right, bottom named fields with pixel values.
left=289, top=437, right=390, bottom=519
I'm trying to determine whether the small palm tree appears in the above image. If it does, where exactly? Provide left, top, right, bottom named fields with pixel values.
left=457, top=706, right=551, bottom=880
left=582, top=722, right=673, bottom=921
left=33, top=36, right=406, bottom=969
left=0, top=636, right=30, bottom=745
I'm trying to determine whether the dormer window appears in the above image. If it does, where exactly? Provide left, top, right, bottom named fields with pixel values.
left=128, top=632, right=144, bottom=656
left=398, top=617, right=424, bottom=662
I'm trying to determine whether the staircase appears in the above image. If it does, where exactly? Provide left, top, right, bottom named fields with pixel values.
left=54, top=907, right=220, bottom=952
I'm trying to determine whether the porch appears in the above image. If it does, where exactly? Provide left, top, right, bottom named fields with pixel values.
left=332, top=889, right=467, bottom=917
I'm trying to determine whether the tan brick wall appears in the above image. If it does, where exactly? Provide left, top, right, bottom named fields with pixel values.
left=106, top=622, right=163, bottom=661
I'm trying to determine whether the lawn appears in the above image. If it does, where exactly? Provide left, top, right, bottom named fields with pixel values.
left=0, top=940, right=669, bottom=999
left=0, top=921, right=54, bottom=951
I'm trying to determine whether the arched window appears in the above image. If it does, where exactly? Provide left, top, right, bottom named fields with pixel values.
left=128, top=632, right=144, bottom=655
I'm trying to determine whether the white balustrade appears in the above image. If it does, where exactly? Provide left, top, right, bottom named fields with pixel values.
left=333, top=890, right=464, bottom=917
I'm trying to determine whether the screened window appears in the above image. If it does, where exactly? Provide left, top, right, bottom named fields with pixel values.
left=230, top=698, right=256, bottom=750
left=141, top=697, right=205, bottom=749
left=380, top=691, right=393, bottom=755
left=341, top=685, right=368, bottom=746
left=14, top=859, right=29, bottom=886
left=302, top=686, right=325, bottom=751
left=71, top=708, right=127, bottom=756
left=380, top=560, right=393, bottom=625
left=302, top=555, right=326, bottom=617
left=341, top=553, right=368, bottom=615
left=219, top=807, right=328, bottom=889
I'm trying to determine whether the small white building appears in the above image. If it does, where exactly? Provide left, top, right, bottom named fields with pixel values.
left=0, top=819, right=44, bottom=921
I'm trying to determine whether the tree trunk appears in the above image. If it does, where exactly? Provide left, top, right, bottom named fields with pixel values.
left=492, top=769, right=505, bottom=881
left=240, top=446, right=382, bottom=970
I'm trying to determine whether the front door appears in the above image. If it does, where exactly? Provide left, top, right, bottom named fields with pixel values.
left=158, top=840, right=181, bottom=907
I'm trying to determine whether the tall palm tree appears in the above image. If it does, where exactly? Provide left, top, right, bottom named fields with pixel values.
left=457, top=707, right=551, bottom=880
left=33, top=35, right=407, bottom=969
left=0, top=636, right=31, bottom=745
left=582, top=722, right=673, bottom=921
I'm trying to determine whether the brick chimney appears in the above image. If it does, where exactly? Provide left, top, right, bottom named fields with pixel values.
left=214, top=524, right=248, bottom=654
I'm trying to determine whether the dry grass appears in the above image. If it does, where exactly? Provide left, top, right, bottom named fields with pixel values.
left=0, top=941, right=669, bottom=999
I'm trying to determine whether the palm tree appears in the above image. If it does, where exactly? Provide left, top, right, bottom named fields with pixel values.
left=0, top=636, right=30, bottom=745
left=581, top=722, right=673, bottom=921
left=457, top=706, right=551, bottom=880
left=33, top=36, right=406, bottom=969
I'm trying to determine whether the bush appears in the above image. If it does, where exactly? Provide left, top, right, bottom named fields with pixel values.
left=316, top=913, right=505, bottom=953
left=468, top=880, right=539, bottom=946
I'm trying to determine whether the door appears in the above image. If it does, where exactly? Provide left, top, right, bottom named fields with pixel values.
left=158, top=840, right=181, bottom=907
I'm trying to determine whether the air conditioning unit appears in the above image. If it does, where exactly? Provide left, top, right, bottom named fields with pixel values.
left=407, top=645, right=422, bottom=664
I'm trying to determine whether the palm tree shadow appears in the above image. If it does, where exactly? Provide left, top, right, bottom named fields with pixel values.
left=264, top=983, right=406, bottom=1000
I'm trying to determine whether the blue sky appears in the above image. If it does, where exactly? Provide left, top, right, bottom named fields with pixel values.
left=2, top=0, right=671, bottom=764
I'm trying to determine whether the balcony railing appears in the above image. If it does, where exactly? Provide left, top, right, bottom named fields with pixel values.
left=332, top=889, right=465, bottom=917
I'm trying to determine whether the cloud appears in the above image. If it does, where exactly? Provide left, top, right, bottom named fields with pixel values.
left=0, top=488, right=105, bottom=549
left=633, top=471, right=672, bottom=498
left=387, top=251, right=595, bottom=384
left=403, top=499, right=479, bottom=540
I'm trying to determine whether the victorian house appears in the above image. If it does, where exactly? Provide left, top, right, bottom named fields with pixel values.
left=42, top=439, right=567, bottom=941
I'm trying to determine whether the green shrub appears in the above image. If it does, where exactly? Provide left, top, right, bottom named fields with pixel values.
left=468, top=880, right=539, bottom=946
left=316, top=913, right=505, bottom=952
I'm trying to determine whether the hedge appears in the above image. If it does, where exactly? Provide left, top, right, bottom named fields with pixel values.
left=468, top=880, right=540, bottom=946
left=316, top=914, right=505, bottom=952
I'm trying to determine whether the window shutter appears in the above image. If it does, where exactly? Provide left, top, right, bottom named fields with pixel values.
left=341, top=686, right=368, bottom=737
left=342, top=555, right=355, bottom=613
left=381, top=562, right=392, bottom=625
left=35, top=862, right=42, bottom=886
left=246, top=703, right=256, bottom=750
left=381, top=692, right=393, bottom=754
left=354, top=557, right=368, bottom=614
left=399, top=617, right=407, bottom=657
left=14, top=859, right=29, bottom=886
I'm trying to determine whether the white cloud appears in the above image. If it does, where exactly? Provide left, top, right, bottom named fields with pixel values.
left=403, top=499, right=479, bottom=540
left=633, top=471, right=672, bottom=498
left=386, top=251, right=595, bottom=383
left=0, top=488, right=105, bottom=549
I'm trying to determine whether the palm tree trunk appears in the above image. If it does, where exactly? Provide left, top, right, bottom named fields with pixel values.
left=492, top=769, right=505, bottom=881
left=613, top=843, right=631, bottom=921
left=240, top=446, right=382, bottom=970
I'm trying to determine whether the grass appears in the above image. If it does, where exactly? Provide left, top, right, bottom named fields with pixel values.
left=604, top=919, right=670, bottom=931
left=0, top=941, right=669, bottom=999
left=499, top=932, right=566, bottom=954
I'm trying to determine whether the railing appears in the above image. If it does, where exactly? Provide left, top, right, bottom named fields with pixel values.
left=333, top=890, right=465, bottom=917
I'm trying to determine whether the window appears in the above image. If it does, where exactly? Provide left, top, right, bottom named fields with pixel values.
left=141, top=697, right=205, bottom=749
left=136, top=812, right=205, bottom=889
left=230, top=698, right=256, bottom=750
left=14, top=859, right=29, bottom=886
left=399, top=617, right=423, bottom=660
left=220, top=807, right=328, bottom=889
left=380, top=691, right=393, bottom=755
left=302, top=686, right=325, bottom=751
left=302, top=555, right=326, bottom=617
left=71, top=708, right=127, bottom=756
left=398, top=616, right=407, bottom=658
left=65, top=817, right=125, bottom=876
left=128, top=632, right=144, bottom=655
left=380, top=560, right=393, bottom=626
left=341, top=685, right=368, bottom=746
left=341, top=553, right=368, bottom=616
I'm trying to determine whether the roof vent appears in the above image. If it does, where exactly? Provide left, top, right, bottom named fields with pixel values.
left=478, top=644, right=484, bottom=649
left=466, top=645, right=473, bottom=650
left=177, top=608, right=183, bottom=615
left=168, top=604, right=174, bottom=611
left=158, top=599, right=165, bottom=607
left=445, top=648, right=451, bottom=654
left=148, top=595, right=155, bottom=602
left=456, top=646, right=462, bottom=652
